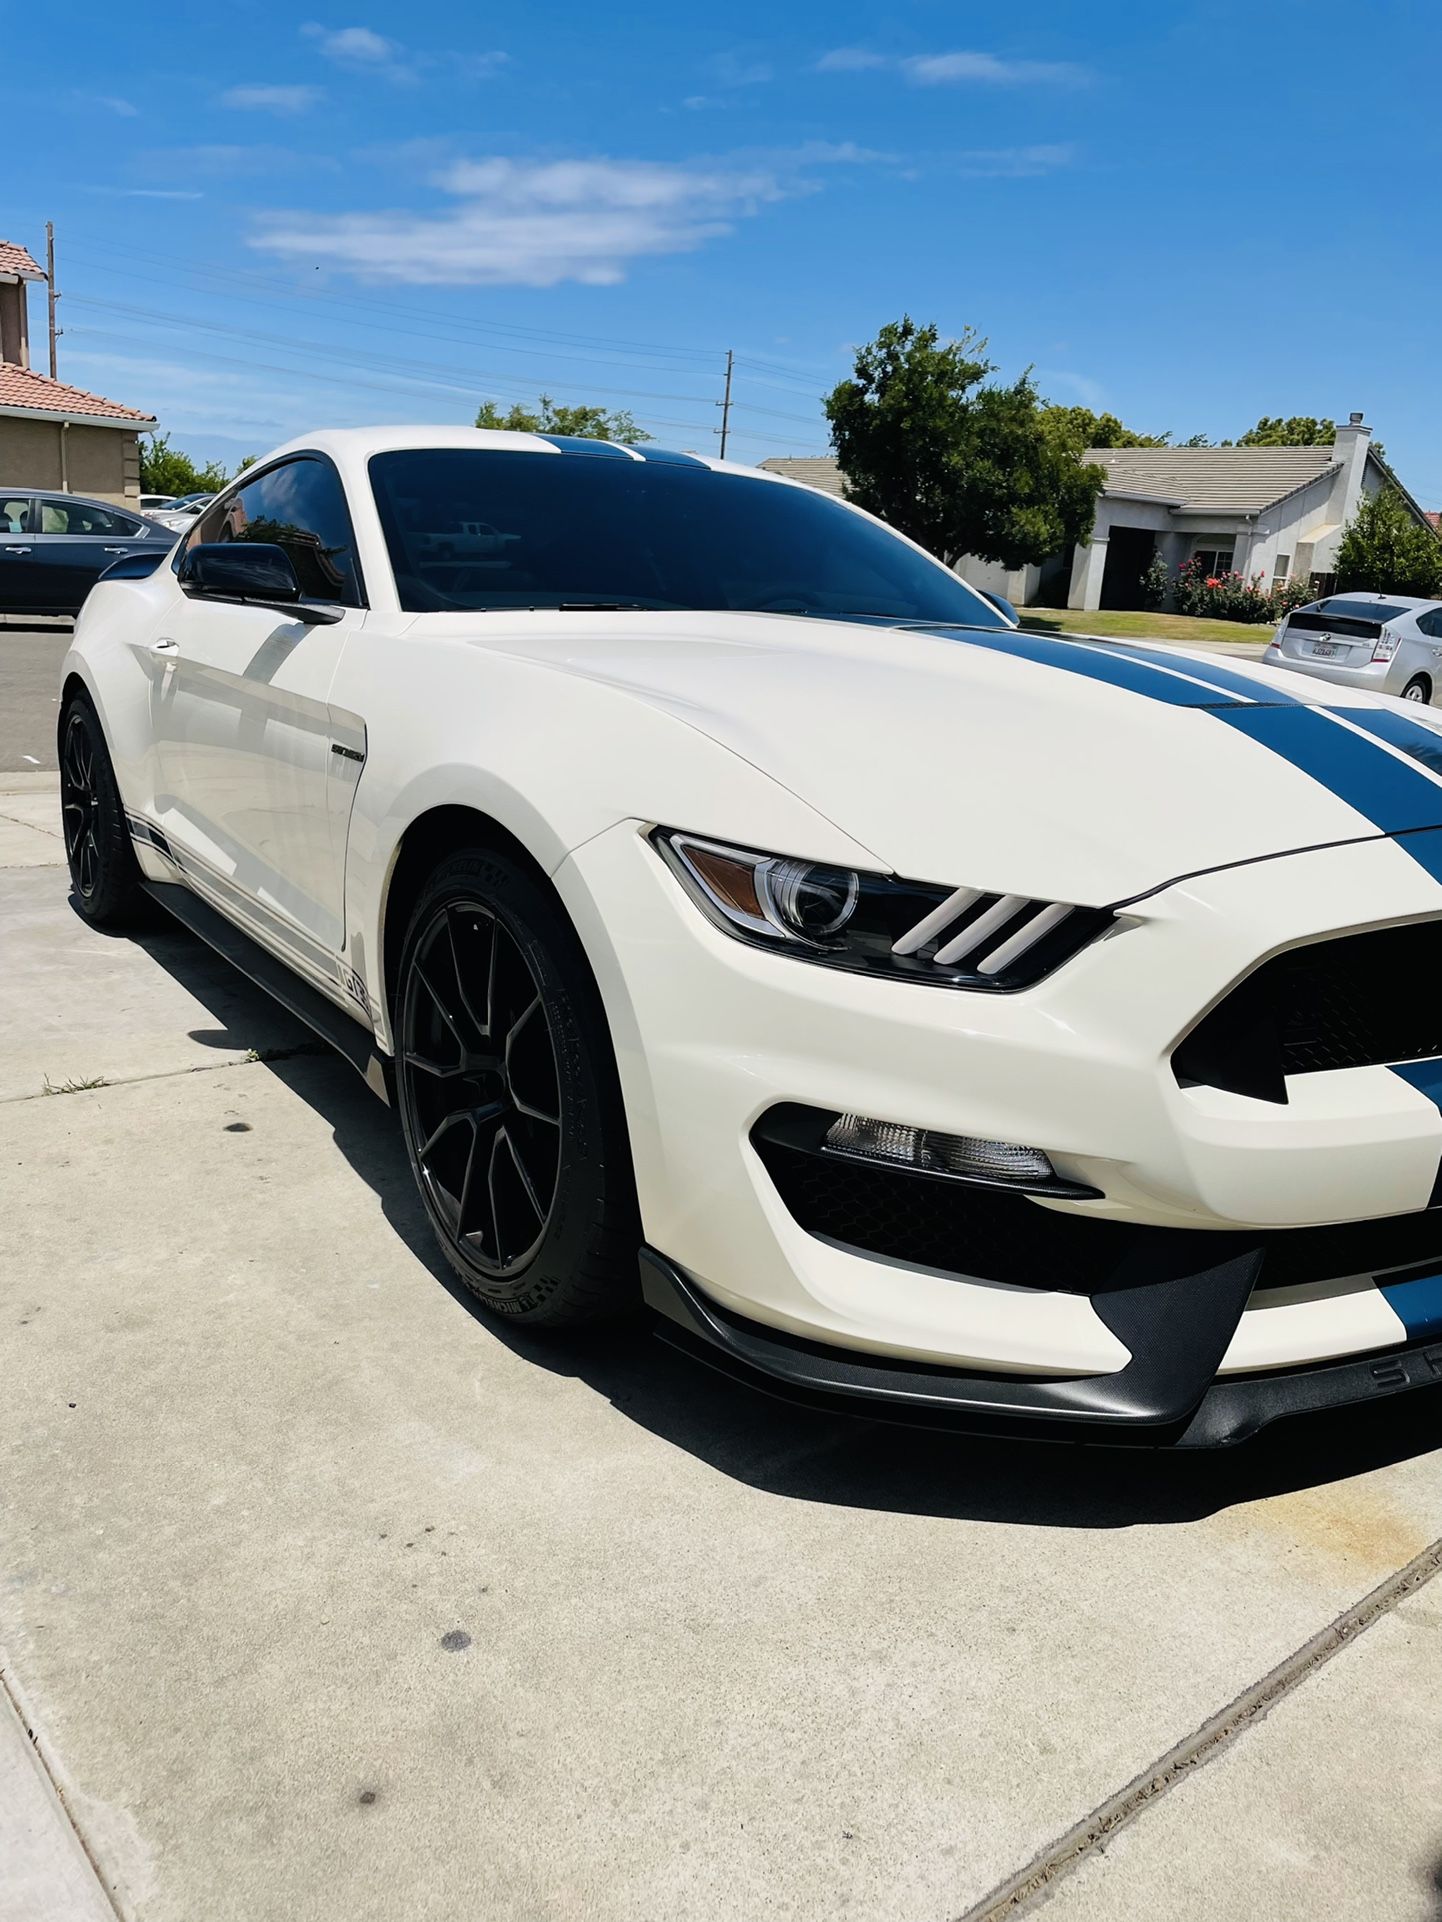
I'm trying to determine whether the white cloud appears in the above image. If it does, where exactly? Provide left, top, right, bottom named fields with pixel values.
left=903, top=51, right=1090, bottom=86
left=814, top=48, right=888, bottom=73
left=709, top=50, right=773, bottom=88
left=87, top=188, right=206, bottom=201
left=220, top=84, right=323, bottom=114
left=139, top=145, right=337, bottom=177
left=74, top=91, right=139, bottom=115
left=249, top=146, right=874, bottom=287
left=816, top=47, right=1090, bottom=85
left=302, top=22, right=416, bottom=80
left=954, top=143, right=1077, bottom=176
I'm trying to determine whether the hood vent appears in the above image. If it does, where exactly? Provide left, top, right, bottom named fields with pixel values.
left=891, top=888, right=1111, bottom=989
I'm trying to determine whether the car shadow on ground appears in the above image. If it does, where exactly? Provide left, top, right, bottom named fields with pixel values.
left=122, top=906, right=1442, bottom=1530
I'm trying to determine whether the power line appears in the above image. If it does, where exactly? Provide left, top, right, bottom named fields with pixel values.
left=63, top=324, right=830, bottom=451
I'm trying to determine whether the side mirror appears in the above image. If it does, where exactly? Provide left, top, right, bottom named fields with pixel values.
left=177, top=542, right=343, bottom=626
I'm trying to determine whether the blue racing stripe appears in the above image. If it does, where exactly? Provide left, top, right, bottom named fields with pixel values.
left=1390, top=1059, right=1442, bottom=1106
left=939, top=628, right=1442, bottom=874
left=1102, top=640, right=1304, bottom=706
left=1212, top=707, right=1442, bottom=847
left=1378, top=1270, right=1442, bottom=1340
left=634, top=446, right=708, bottom=467
left=936, top=627, right=1228, bottom=708
left=1332, top=707, right=1442, bottom=780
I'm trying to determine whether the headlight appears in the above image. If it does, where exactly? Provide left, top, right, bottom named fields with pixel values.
left=654, top=829, right=1111, bottom=990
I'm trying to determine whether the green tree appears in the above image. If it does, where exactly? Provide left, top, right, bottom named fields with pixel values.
left=474, top=394, right=651, bottom=443
left=1334, top=487, right=1442, bottom=598
left=824, top=317, right=1106, bottom=568
left=138, top=433, right=229, bottom=497
left=1232, top=415, right=1334, bottom=447
left=1039, top=405, right=1171, bottom=450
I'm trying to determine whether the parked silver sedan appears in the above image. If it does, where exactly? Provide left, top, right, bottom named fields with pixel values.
left=1263, top=594, right=1442, bottom=703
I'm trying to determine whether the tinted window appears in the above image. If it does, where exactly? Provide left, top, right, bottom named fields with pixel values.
left=1, top=496, right=30, bottom=534
left=369, top=449, right=1008, bottom=627
left=39, top=499, right=138, bottom=536
left=1316, top=598, right=1414, bottom=624
left=1417, top=610, right=1442, bottom=639
left=188, top=458, right=362, bottom=606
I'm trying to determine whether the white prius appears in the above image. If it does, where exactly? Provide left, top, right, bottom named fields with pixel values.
left=59, top=428, right=1442, bottom=1446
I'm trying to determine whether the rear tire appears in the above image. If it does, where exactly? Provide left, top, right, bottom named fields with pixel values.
left=394, top=848, right=640, bottom=1328
left=1402, top=676, right=1431, bottom=704
left=59, top=695, right=147, bottom=927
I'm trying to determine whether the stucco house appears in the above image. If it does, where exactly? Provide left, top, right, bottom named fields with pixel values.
left=0, top=239, right=156, bottom=505
left=761, top=414, right=1435, bottom=613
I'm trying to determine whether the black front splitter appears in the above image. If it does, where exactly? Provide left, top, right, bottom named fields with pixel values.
left=639, top=1248, right=1442, bottom=1448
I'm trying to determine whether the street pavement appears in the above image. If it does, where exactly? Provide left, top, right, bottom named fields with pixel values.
left=3, top=639, right=1441, bottom=1921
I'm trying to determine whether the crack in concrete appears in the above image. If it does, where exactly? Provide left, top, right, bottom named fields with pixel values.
left=957, top=1535, right=1442, bottom=1921
left=1, top=1042, right=328, bottom=1106
left=0, top=1658, right=126, bottom=1922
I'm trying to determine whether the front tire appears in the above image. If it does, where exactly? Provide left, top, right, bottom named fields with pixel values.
left=1402, top=676, right=1432, bottom=704
left=394, top=849, right=640, bottom=1327
left=59, top=695, right=147, bottom=926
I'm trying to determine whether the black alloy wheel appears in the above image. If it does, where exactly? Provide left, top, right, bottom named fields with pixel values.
left=59, top=696, right=145, bottom=926
left=395, top=849, right=639, bottom=1325
left=61, top=712, right=102, bottom=899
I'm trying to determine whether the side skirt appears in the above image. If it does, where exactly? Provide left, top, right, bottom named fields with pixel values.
left=141, top=879, right=393, bottom=1105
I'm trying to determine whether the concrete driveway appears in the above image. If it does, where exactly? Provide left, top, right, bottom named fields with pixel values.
left=3, top=641, right=1442, bottom=1921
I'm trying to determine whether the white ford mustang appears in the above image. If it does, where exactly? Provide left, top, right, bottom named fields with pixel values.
left=61, top=428, right=1442, bottom=1445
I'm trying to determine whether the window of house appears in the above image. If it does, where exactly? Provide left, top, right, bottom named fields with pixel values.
left=1272, top=552, right=1292, bottom=586
left=184, top=456, right=363, bottom=606
left=1192, top=546, right=1234, bottom=578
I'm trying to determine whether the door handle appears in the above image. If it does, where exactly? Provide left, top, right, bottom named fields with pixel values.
left=3, top=545, right=31, bottom=555
left=152, top=637, right=179, bottom=653
left=103, top=545, right=131, bottom=554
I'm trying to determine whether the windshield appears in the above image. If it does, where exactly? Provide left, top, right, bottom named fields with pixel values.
left=369, top=448, right=1007, bottom=627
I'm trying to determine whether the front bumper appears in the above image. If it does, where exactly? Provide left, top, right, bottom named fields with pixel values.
left=558, top=820, right=1442, bottom=1391
left=641, top=1247, right=1442, bottom=1447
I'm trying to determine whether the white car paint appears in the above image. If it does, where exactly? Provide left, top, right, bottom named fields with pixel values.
left=62, top=427, right=1442, bottom=1414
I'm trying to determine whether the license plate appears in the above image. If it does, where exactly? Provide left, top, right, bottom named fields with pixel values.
left=1308, top=640, right=1342, bottom=659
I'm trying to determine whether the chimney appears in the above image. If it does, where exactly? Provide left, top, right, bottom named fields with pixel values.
left=1329, top=410, right=1373, bottom=529
left=0, top=270, right=31, bottom=368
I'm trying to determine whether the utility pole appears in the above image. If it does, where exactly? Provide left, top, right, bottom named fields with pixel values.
left=45, top=221, right=60, bottom=378
left=716, top=349, right=734, bottom=459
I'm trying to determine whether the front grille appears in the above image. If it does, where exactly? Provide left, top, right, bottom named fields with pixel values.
left=755, top=1125, right=1442, bottom=1296
left=1174, top=918, right=1442, bottom=1103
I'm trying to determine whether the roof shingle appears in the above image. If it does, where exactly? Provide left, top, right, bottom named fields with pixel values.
left=762, top=447, right=1347, bottom=517
left=0, top=362, right=155, bottom=425
left=1079, top=445, right=1336, bottom=512
left=0, top=240, right=45, bottom=281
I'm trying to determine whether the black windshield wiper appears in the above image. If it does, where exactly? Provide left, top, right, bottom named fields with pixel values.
left=553, top=600, right=665, bottom=612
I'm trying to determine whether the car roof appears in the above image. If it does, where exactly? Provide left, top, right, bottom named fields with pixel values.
left=1308, top=593, right=1441, bottom=613
left=255, top=424, right=789, bottom=483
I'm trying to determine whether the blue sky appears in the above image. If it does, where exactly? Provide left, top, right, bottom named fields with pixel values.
left=9, top=0, right=1441, bottom=502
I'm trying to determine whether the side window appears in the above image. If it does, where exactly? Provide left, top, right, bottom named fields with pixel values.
left=199, top=457, right=363, bottom=606
left=1, top=496, right=30, bottom=534
left=1418, top=611, right=1442, bottom=640
left=39, top=498, right=135, bottom=536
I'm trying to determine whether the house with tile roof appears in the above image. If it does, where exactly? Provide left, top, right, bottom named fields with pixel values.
left=762, top=415, right=1436, bottom=613
left=0, top=238, right=156, bottom=505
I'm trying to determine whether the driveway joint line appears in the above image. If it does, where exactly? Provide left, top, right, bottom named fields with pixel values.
left=955, top=1533, right=1442, bottom=1922
left=0, top=1657, right=125, bottom=1922
left=1, top=1041, right=329, bottom=1105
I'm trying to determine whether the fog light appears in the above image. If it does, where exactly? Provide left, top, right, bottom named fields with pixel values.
left=823, top=1112, right=1057, bottom=1186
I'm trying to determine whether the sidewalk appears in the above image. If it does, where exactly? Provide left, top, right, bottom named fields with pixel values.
left=2, top=771, right=1440, bottom=1922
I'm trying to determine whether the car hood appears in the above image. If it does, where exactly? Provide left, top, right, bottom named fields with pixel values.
left=483, top=612, right=1442, bottom=904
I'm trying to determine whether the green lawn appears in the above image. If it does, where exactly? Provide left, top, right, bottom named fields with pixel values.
left=1019, top=606, right=1275, bottom=649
